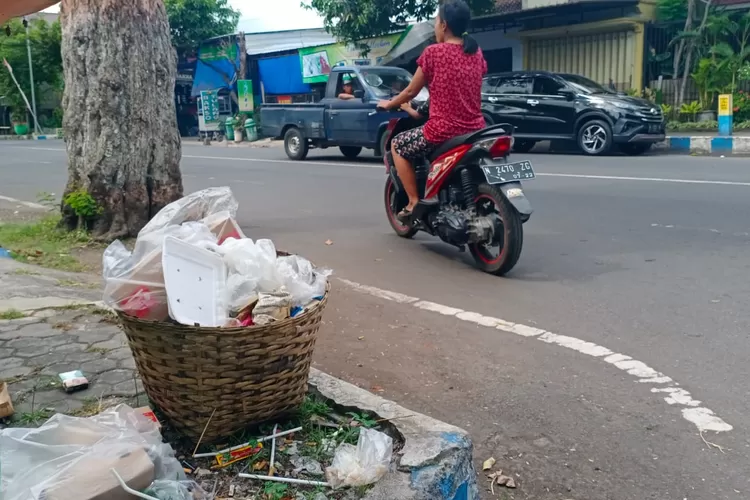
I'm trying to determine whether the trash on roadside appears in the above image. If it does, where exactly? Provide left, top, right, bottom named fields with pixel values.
left=135, top=406, right=161, bottom=430
left=215, top=442, right=263, bottom=468
left=58, top=370, right=89, bottom=393
left=0, top=404, right=196, bottom=500
left=102, top=187, right=331, bottom=327
left=325, top=428, right=393, bottom=488
left=0, top=381, right=14, bottom=418
left=291, top=456, right=324, bottom=476
left=482, top=457, right=496, bottom=471
left=142, top=479, right=209, bottom=500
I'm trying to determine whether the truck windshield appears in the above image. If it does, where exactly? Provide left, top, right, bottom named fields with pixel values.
left=359, top=68, right=415, bottom=98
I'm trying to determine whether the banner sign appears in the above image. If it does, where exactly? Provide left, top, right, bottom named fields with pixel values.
left=298, top=31, right=407, bottom=84
left=238, top=80, right=254, bottom=112
left=200, top=90, right=220, bottom=123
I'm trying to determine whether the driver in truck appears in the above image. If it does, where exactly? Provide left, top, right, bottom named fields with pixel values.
left=338, top=74, right=356, bottom=100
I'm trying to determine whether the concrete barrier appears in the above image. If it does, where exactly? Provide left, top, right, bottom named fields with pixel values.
left=309, top=368, right=480, bottom=500
left=660, top=135, right=750, bottom=155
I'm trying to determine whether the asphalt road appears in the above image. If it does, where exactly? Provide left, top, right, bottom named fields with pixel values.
left=2, top=141, right=750, bottom=500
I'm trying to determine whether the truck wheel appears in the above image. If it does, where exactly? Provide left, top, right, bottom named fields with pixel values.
left=284, top=128, right=308, bottom=160
left=340, top=146, right=362, bottom=159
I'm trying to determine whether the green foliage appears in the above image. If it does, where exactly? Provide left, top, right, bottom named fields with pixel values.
left=661, top=103, right=674, bottom=119
left=263, top=482, right=288, bottom=500
left=10, top=107, right=26, bottom=123
left=666, top=119, right=750, bottom=131
left=657, top=0, right=688, bottom=22
left=0, top=19, right=62, bottom=111
left=733, top=89, right=750, bottom=121
left=679, top=100, right=703, bottom=120
left=164, top=0, right=240, bottom=56
left=305, top=0, right=496, bottom=53
left=63, top=189, right=102, bottom=228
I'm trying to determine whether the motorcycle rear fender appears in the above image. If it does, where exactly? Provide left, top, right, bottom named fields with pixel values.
left=498, top=182, right=533, bottom=216
left=388, top=165, right=405, bottom=194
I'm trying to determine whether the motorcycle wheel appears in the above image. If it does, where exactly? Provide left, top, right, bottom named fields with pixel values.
left=469, top=183, right=523, bottom=276
left=384, top=177, right=417, bottom=238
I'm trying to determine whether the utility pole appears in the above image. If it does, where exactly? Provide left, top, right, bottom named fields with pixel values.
left=23, top=17, right=40, bottom=135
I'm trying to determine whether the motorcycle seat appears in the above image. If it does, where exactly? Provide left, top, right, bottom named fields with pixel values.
left=427, top=131, right=476, bottom=162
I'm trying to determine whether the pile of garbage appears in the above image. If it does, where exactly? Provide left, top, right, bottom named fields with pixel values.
left=0, top=404, right=205, bottom=500
left=102, top=187, right=330, bottom=327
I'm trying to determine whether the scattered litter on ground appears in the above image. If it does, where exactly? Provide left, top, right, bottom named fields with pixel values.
left=487, top=463, right=519, bottom=493
left=482, top=457, right=496, bottom=470
left=58, top=369, right=89, bottom=393
left=325, top=428, right=393, bottom=488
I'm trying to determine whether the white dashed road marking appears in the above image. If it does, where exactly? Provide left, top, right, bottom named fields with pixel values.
left=338, top=278, right=733, bottom=434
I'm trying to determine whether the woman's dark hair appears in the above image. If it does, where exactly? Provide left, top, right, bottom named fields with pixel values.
left=438, top=0, right=478, bottom=54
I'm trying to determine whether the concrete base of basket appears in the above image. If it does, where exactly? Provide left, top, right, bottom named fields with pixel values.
left=308, top=368, right=480, bottom=500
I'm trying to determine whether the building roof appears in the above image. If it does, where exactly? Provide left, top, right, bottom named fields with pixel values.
left=244, top=28, right=336, bottom=56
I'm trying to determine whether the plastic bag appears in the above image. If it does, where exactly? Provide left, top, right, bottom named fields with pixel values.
left=144, top=480, right=208, bottom=500
left=203, top=211, right=246, bottom=245
left=276, top=255, right=332, bottom=307
left=219, top=238, right=283, bottom=312
left=325, top=428, right=393, bottom=488
left=102, top=188, right=231, bottom=316
left=0, top=404, right=185, bottom=500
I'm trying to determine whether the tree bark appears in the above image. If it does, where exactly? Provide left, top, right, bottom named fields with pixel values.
left=60, top=0, right=183, bottom=240
left=238, top=32, right=247, bottom=81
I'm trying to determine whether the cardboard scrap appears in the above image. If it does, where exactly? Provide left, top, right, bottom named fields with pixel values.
left=215, top=442, right=263, bottom=468
left=0, top=381, right=14, bottom=418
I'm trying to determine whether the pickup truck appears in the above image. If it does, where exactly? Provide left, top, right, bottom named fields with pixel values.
left=260, top=66, right=428, bottom=161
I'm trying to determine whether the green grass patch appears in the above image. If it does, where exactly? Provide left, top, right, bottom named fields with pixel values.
left=0, top=309, right=25, bottom=320
left=0, top=216, right=92, bottom=272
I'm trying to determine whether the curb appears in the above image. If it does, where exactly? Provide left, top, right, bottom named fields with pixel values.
left=658, top=135, right=750, bottom=156
left=309, top=368, right=480, bottom=500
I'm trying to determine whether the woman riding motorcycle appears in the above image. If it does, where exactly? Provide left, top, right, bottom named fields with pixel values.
left=377, top=0, right=487, bottom=221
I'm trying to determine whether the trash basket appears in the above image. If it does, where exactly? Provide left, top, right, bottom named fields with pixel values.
left=245, top=118, right=258, bottom=142
left=224, top=117, right=235, bottom=141
left=117, top=274, right=330, bottom=443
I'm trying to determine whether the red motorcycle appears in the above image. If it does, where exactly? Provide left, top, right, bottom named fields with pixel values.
left=379, top=105, right=535, bottom=275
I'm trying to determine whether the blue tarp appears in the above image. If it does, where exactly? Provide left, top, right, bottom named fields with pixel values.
left=191, top=44, right=241, bottom=97
left=257, top=54, right=311, bottom=95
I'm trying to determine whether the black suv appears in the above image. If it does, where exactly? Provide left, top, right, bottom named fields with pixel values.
left=481, top=71, right=665, bottom=156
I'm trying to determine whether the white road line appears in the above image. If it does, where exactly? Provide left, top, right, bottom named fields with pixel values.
left=8, top=145, right=750, bottom=187
left=338, top=277, right=733, bottom=434
left=537, top=172, right=750, bottom=187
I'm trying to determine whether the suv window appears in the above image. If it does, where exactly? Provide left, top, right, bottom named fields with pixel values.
left=533, top=76, right=564, bottom=96
left=494, top=75, right=532, bottom=95
left=482, top=77, right=499, bottom=94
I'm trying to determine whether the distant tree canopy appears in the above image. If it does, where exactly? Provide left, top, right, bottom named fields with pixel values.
left=164, top=0, right=240, bottom=57
left=305, top=0, right=496, bottom=52
left=0, top=18, right=62, bottom=115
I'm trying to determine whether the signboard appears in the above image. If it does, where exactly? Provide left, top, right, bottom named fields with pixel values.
left=718, top=94, right=732, bottom=116
left=299, top=32, right=406, bottom=84
left=238, top=80, right=254, bottom=112
left=200, top=90, right=220, bottom=123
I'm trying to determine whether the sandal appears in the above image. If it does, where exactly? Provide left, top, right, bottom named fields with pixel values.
left=397, top=208, right=413, bottom=224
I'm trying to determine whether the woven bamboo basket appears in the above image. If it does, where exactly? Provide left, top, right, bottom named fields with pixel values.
left=117, top=282, right=329, bottom=443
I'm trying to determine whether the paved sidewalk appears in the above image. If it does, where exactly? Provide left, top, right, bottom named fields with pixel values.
left=0, top=258, right=143, bottom=424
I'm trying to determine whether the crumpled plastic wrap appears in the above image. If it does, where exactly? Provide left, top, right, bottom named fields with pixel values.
left=0, top=404, right=189, bottom=500
left=144, top=480, right=209, bottom=500
left=253, top=289, right=293, bottom=325
left=102, top=187, right=235, bottom=319
left=276, top=255, right=332, bottom=307
left=325, top=428, right=393, bottom=488
left=219, top=238, right=283, bottom=312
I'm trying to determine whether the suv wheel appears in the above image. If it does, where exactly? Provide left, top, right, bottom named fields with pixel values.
left=577, top=119, right=612, bottom=156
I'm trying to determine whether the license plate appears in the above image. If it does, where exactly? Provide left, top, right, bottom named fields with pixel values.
left=481, top=160, right=535, bottom=185
left=648, top=123, right=663, bottom=134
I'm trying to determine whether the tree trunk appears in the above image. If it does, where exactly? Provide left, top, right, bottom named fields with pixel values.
left=238, top=32, right=247, bottom=81
left=59, top=0, right=183, bottom=240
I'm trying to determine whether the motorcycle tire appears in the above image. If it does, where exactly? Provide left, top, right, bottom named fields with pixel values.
left=469, top=183, right=523, bottom=276
left=384, top=176, right=417, bottom=239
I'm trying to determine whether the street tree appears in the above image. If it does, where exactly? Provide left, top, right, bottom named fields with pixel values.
left=306, top=0, right=496, bottom=52
left=59, top=0, right=183, bottom=239
left=0, top=18, right=62, bottom=118
left=164, top=0, right=240, bottom=58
